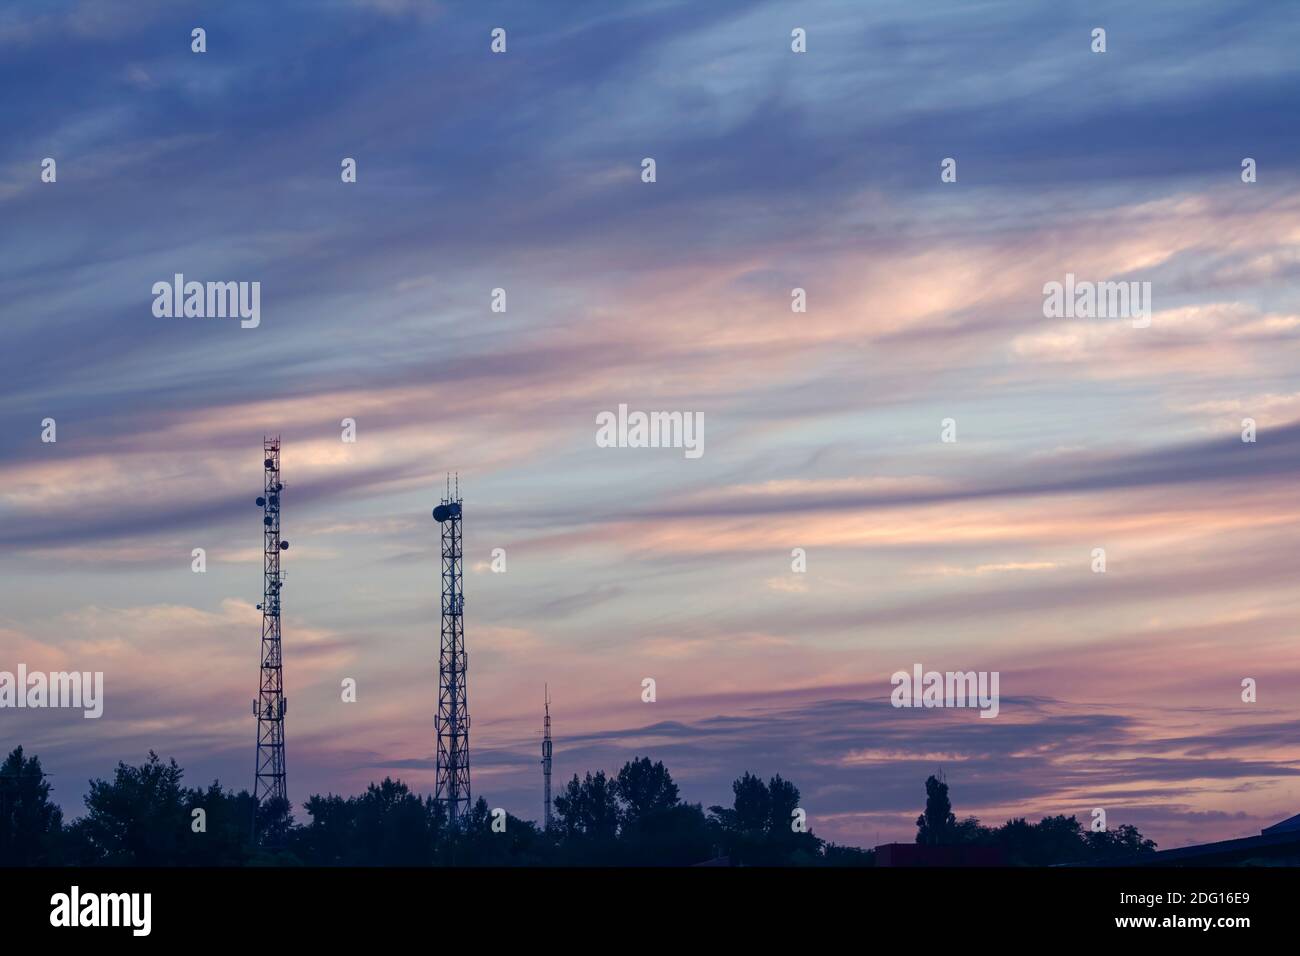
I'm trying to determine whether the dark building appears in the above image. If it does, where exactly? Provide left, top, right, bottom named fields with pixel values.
left=1117, top=813, right=1300, bottom=867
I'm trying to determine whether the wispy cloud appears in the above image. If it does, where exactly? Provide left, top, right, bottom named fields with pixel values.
left=2, top=0, right=1298, bottom=849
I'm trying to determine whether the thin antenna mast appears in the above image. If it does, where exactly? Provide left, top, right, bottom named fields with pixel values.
left=542, top=686, right=553, bottom=830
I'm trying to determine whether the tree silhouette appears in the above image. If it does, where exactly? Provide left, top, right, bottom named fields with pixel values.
left=1030, top=814, right=1087, bottom=864
left=298, top=792, right=352, bottom=864
left=553, top=770, right=619, bottom=841
left=911, top=775, right=1159, bottom=864
left=75, top=751, right=190, bottom=864
left=733, top=771, right=770, bottom=833
left=3, top=744, right=1159, bottom=867
left=0, top=746, right=63, bottom=865
left=354, top=778, right=435, bottom=865
left=709, top=772, right=821, bottom=864
left=1085, top=823, right=1156, bottom=861
left=606, top=758, right=713, bottom=865
left=915, top=774, right=957, bottom=845
left=450, top=797, right=550, bottom=865
left=296, top=778, right=444, bottom=865
left=614, top=757, right=679, bottom=825
left=183, top=781, right=257, bottom=865
left=255, top=795, right=295, bottom=852
left=62, top=751, right=262, bottom=865
left=767, top=774, right=800, bottom=833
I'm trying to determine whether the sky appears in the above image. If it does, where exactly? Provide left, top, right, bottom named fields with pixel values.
left=2, top=0, right=1299, bottom=851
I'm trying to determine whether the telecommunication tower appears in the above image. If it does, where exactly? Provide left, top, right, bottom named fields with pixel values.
left=542, top=686, right=553, bottom=829
left=253, top=437, right=289, bottom=834
left=433, top=477, right=470, bottom=825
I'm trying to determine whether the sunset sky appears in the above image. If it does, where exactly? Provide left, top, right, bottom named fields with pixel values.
left=2, top=0, right=1299, bottom=850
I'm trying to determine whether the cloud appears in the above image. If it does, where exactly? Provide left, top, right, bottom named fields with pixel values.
left=3, top=0, right=1300, bottom=849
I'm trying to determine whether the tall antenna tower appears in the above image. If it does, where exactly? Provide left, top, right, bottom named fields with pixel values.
left=541, top=685, right=553, bottom=830
left=432, top=476, right=470, bottom=826
left=253, top=437, right=289, bottom=837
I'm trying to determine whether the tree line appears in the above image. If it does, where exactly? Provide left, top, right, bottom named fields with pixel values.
left=914, top=773, right=1157, bottom=865
left=0, top=746, right=1154, bottom=866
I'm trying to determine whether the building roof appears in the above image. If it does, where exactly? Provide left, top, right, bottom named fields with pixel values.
left=1120, top=812, right=1300, bottom=867
left=1261, top=812, right=1300, bottom=834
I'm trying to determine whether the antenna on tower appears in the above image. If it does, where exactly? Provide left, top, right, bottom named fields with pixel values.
left=253, top=436, right=289, bottom=844
left=541, top=685, right=553, bottom=830
left=433, top=482, right=469, bottom=826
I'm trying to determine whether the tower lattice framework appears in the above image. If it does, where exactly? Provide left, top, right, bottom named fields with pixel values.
left=253, top=437, right=288, bottom=827
left=433, top=485, right=470, bottom=825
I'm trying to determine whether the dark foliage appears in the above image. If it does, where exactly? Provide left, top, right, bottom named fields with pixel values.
left=0, top=746, right=64, bottom=865
left=912, top=773, right=1158, bottom=864
left=708, top=771, right=823, bottom=865
left=1, top=746, right=1158, bottom=866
